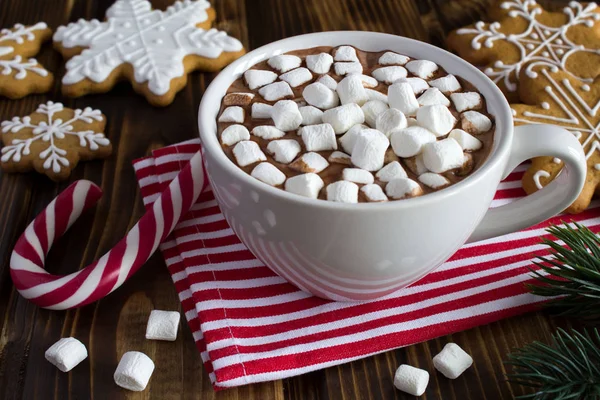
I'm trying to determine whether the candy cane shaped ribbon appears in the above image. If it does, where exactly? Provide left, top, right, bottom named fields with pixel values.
left=10, top=151, right=206, bottom=310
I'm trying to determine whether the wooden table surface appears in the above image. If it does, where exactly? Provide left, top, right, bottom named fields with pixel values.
left=0, top=0, right=573, bottom=399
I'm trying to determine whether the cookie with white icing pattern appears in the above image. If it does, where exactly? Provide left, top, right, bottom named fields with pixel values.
left=53, top=0, right=245, bottom=107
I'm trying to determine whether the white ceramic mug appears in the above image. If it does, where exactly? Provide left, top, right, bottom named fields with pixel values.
left=198, top=31, right=587, bottom=301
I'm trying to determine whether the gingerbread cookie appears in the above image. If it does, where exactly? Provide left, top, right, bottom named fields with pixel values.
left=53, top=0, right=246, bottom=107
left=0, top=23, right=54, bottom=99
left=1, top=101, right=111, bottom=181
left=447, top=0, right=600, bottom=102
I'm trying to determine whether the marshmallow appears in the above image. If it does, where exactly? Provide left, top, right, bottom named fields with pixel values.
left=388, top=82, right=420, bottom=116
left=405, top=153, right=428, bottom=175
left=268, top=54, right=302, bottom=73
left=303, top=82, right=340, bottom=110
left=218, top=106, right=245, bottom=123
left=406, top=117, right=419, bottom=126
left=290, top=152, right=330, bottom=173
left=145, top=310, right=181, bottom=341
left=271, top=100, right=303, bottom=131
left=450, top=92, right=482, bottom=112
left=317, top=74, right=338, bottom=90
left=300, top=123, right=337, bottom=151
left=322, top=103, right=365, bottom=134
left=223, top=92, right=255, bottom=106
left=406, top=59, right=438, bottom=79
left=386, top=178, right=423, bottom=199
left=339, top=124, right=368, bottom=154
left=366, top=88, right=388, bottom=103
left=299, top=105, right=324, bottom=125
left=251, top=162, right=287, bottom=186
left=416, top=104, right=457, bottom=136
left=252, top=125, right=286, bottom=140
left=329, top=150, right=352, bottom=165
left=376, top=108, right=407, bottom=137
left=244, top=69, right=278, bottom=90
left=267, top=139, right=301, bottom=164
left=221, top=124, right=250, bottom=146
left=394, top=364, right=429, bottom=396
left=233, top=140, right=267, bottom=167
left=362, top=100, right=389, bottom=127
left=449, top=129, right=482, bottom=151
left=114, top=351, right=155, bottom=392
left=418, top=87, right=450, bottom=107
left=251, top=102, right=273, bottom=119
left=433, top=343, right=473, bottom=379
left=396, top=77, right=429, bottom=95
left=343, top=168, right=374, bottom=184
left=351, top=129, right=390, bottom=171
left=390, top=126, right=437, bottom=158
left=429, top=74, right=462, bottom=93
left=361, top=184, right=388, bottom=202
left=355, top=74, right=379, bottom=88
left=259, top=81, right=294, bottom=101
left=461, top=111, right=493, bottom=134
left=306, top=53, right=334, bottom=74
left=279, top=67, right=313, bottom=88
left=285, top=173, right=324, bottom=199
left=45, top=337, right=88, bottom=372
left=459, top=152, right=475, bottom=176
left=337, top=75, right=369, bottom=105
left=376, top=161, right=407, bottom=182
left=422, top=138, right=464, bottom=173
left=334, top=62, right=363, bottom=76
left=379, top=51, right=410, bottom=65
left=372, top=66, right=408, bottom=84
left=334, top=46, right=359, bottom=62
left=326, top=181, right=359, bottom=203
left=419, top=172, right=450, bottom=189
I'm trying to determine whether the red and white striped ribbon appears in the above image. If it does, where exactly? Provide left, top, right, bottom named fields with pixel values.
left=9, top=152, right=206, bottom=310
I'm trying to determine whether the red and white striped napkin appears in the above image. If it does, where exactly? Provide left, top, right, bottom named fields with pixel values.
left=133, top=139, right=600, bottom=390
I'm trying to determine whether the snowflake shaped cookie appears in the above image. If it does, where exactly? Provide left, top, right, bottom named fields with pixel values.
left=0, top=22, right=53, bottom=98
left=1, top=101, right=111, bottom=181
left=447, top=0, right=600, bottom=102
left=53, top=0, right=245, bottom=106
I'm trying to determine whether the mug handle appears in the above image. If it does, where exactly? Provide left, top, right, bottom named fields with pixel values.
left=468, top=124, right=587, bottom=243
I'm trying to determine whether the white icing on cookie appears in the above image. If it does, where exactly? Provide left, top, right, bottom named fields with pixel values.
left=0, top=23, right=49, bottom=78
left=533, top=170, right=550, bottom=189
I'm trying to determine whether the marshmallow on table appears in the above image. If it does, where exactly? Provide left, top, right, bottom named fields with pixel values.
left=418, top=88, right=450, bottom=107
left=419, top=172, right=450, bottom=189
left=259, top=81, right=294, bottom=101
left=376, top=161, right=407, bottom=182
left=422, top=138, right=464, bottom=173
left=224, top=92, right=255, bottom=106
left=372, top=66, right=408, bottom=84
left=355, top=74, right=378, bottom=88
left=300, top=123, right=337, bottom=151
left=303, top=82, right=340, bottom=110
left=45, top=337, right=87, bottom=372
left=405, top=153, right=428, bottom=175
left=268, top=54, right=302, bottom=73
left=337, top=75, right=369, bottom=105
left=343, top=168, right=374, bottom=184
left=334, top=46, right=359, bottom=62
left=390, top=126, right=437, bottom=158
left=114, top=351, right=155, bottom=392
left=433, top=343, right=473, bottom=379
left=267, top=139, right=301, bottom=164
left=279, top=67, right=313, bottom=87
left=252, top=125, right=286, bottom=140
left=394, top=364, right=429, bottom=396
left=388, top=82, right=420, bottom=117
left=396, top=77, right=429, bottom=95
left=221, top=124, right=250, bottom=146
left=251, top=102, right=273, bottom=119
left=361, top=184, right=388, bottom=202
left=290, top=152, right=330, bottom=173
left=299, top=105, right=324, bottom=125
left=351, top=128, right=390, bottom=171
left=145, top=310, right=181, bottom=341
left=271, top=100, right=303, bottom=131
left=362, top=100, right=389, bottom=127
left=285, top=173, right=324, bottom=199
left=376, top=108, right=407, bottom=137
left=322, top=103, right=365, bottom=134
left=416, top=104, right=457, bottom=137
left=326, top=180, right=359, bottom=203
left=449, top=129, right=482, bottom=151
left=430, top=74, right=462, bottom=93
left=366, top=88, right=388, bottom=103
left=329, top=151, right=352, bottom=165
left=251, top=162, right=287, bottom=186
left=386, top=178, right=423, bottom=199
left=306, top=53, right=334, bottom=74
left=244, top=69, right=278, bottom=90
left=317, top=74, right=338, bottom=90
left=233, top=140, right=267, bottom=167
left=334, top=62, right=363, bottom=76
left=461, top=111, right=492, bottom=134
left=339, top=124, right=368, bottom=154
left=451, top=92, right=482, bottom=112
left=218, top=106, right=245, bottom=123
left=406, top=59, right=438, bottom=79
left=379, top=51, right=410, bottom=65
